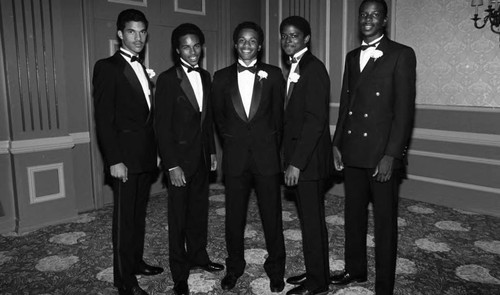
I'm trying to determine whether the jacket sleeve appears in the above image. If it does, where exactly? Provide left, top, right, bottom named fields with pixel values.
left=92, top=60, right=123, bottom=168
left=332, top=59, right=350, bottom=148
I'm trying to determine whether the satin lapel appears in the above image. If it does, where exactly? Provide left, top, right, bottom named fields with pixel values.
left=200, top=70, right=210, bottom=126
left=285, top=64, right=299, bottom=109
left=229, top=65, right=248, bottom=122
left=122, top=60, right=149, bottom=112
left=248, top=66, right=263, bottom=121
left=140, top=63, right=154, bottom=124
left=176, top=67, right=200, bottom=112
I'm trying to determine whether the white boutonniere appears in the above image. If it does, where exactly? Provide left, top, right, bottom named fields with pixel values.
left=257, top=70, right=268, bottom=81
left=371, top=49, right=383, bottom=61
left=289, top=72, right=300, bottom=83
left=146, top=68, right=156, bottom=79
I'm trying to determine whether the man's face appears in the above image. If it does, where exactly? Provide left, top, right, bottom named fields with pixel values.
left=176, top=34, right=202, bottom=67
left=359, top=1, right=387, bottom=43
left=118, top=21, right=147, bottom=54
left=235, top=28, right=261, bottom=64
left=280, top=25, right=310, bottom=57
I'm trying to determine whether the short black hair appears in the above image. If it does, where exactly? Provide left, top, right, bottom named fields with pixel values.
left=116, top=9, right=148, bottom=32
left=279, top=16, right=311, bottom=39
left=171, top=23, right=205, bottom=51
left=360, top=0, right=388, bottom=17
left=232, top=22, right=264, bottom=46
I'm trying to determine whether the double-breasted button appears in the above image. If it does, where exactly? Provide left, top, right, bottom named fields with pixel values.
left=375, top=92, right=380, bottom=96
left=364, top=113, right=368, bottom=118
left=347, top=130, right=352, bottom=134
left=348, top=111, right=353, bottom=115
left=363, top=132, right=368, bottom=137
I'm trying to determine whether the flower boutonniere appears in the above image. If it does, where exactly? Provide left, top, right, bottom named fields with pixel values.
left=371, top=49, right=383, bottom=61
left=289, top=72, right=300, bottom=83
left=146, top=68, right=156, bottom=79
left=257, top=70, right=268, bottom=81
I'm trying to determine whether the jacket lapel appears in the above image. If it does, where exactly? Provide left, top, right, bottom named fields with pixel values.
left=200, top=70, right=210, bottom=126
left=176, top=66, right=200, bottom=112
left=229, top=64, right=248, bottom=122
left=247, top=64, right=263, bottom=121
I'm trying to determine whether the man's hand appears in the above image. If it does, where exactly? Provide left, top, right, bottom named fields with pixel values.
left=373, top=155, right=394, bottom=182
left=210, top=154, right=217, bottom=171
left=333, top=146, right=344, bottom=171
left=110, top=163, right=128, bottom=183
left=284, top=165, right=300, bottom=186
left=169, top=167, right=186, bottom=187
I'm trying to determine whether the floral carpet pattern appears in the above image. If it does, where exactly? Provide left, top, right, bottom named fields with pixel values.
left=1, top=183, right=500, bottom=295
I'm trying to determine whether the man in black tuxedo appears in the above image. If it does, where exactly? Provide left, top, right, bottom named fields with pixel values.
left=281, top=16, right=333, bottom=295
left=154, top=23, right=224, bottom=295
left=93, top=9, right=163, bottom=295
left=331, top=1, right=416, bottom=294
left=212, top=22, right=286, bottom=293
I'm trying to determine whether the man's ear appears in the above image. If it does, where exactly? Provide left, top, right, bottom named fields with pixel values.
left=304, top=35, right=311, bottom=45
left=117, top=30, right=123, bottom=41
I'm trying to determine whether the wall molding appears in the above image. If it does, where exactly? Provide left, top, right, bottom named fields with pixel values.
left=27, top=163, right=66, bottom=204
left=410, top=150, right=500, bottom=166
left=10, top=136, right=75, bottom=154
left=0, top=140, right=9, bottom=154
left=330, top=102, right=500, bottom=114
left=70, top=132, right=90, bottom=144
left=408, top=174, right=500, bottom=195
left=413, top=128, right=500, bottom=147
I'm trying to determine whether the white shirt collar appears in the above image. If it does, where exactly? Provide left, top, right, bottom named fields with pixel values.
left=237, top=59, right=257, bottom=67
left=292, top=47, right=308, bottom=61
left=361, top=35, right=384, bottom=47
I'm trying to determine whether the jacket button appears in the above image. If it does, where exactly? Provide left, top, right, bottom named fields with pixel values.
left=364, top=113, right=368, bottom=118
left=348, top=111, right=353, bottom=115
left=363, top=132, right=368, bottom=137
left=375, top=92, right=380, bottom=96
left=347, top=130, right=352, bottom=134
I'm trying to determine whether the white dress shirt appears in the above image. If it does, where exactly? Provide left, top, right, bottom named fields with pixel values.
left=120, top=48, right=151, bottom=109
left=180, top=60, right=203, bottom=112
left=359, top=35, right=384, bottom=72
left=287, top=47, right=308, bottom=94
left=237, top=59, right=257, bottom=117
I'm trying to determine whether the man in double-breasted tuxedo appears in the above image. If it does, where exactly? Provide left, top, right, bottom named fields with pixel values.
left=281, top=16, right=333, bottom=295
left=331, top=1, right=416, bottom=294
left=154, top=23, right=223, bottom=295
left=212, top=22, right=286, bottom=293
left=93, top=9, right=163, bottom=295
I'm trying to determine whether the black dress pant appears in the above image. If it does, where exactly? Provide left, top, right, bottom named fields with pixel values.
left=224, top=155, right=285, bottom=280
left=167, top=162, right=210, bottom=283
left=343, top=166, right=401, bottom=295
left=112, top=172, right=152, bottom=288
left=293, top=179, right=330, bottom=291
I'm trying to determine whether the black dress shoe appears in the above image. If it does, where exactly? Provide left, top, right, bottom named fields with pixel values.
left=330, top=270, right=367, bottom=285
left=286, top=284, right=329, bottom=295
left=221, top=273, right=238, bottom=291
left=173, top=280, right=189, bottom=295
left=191, top=261, right=224, bottom=272
left=134, top=261, right=164, bottom=276
left=286, top=273, right=307, bottom=285
left=118, top=285, right=148, bottom=295
left=270, top=278, right=285, bottom=292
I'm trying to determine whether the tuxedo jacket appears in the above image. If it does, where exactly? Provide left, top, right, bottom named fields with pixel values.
left=93, top=51, right=157, bottom=174
left=154, top=65, right=215, bottom=177
left=283, top=51, right=333, bottom=181
left=332, top=37, right=416, bottom=169
left=211, top=62, right=284, bottom=176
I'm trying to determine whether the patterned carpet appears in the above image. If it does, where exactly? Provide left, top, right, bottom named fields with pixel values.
left=1, top=183, right=500, bottom=295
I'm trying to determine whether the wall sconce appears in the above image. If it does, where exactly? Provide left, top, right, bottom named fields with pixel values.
left=471, top=0, right=500, bottom=39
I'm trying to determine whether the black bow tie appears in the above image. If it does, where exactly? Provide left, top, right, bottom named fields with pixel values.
left=120, top=50, right=142, bottom=63
left=360, top=42, right=380, bottom=51
left=187, top=66, right=201, bottom=73
left=287, top=57, right=298, bottom=65
left=237, top=63, right=257, bottom=74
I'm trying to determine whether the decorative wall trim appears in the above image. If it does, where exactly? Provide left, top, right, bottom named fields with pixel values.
left=415, top=104, right=500, bottom=113
left=410, top=150, right=500, bottom=166
left=413, top=128, right=500, bottom=147
left=107, top=0, right=147, bottom=7
left=0, top=141, right=9, bottom=154
left=265, top=0, right=269, bottom=64
left=10, top=136, right=75, bottom=154
left=70, top=132, right=90, bottom=145
left=408, top=174, right=500, bottom=195
left=325, top=0, right=330, bottom=73
left=174, top=0, right=206, bottom=15
left=27, top=163, right=66, bottom=204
